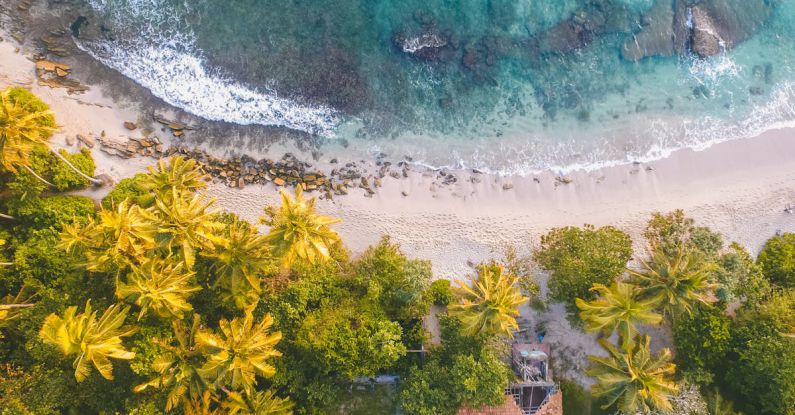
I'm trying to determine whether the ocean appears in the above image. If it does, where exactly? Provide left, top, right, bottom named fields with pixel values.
left=73, top=0, right=795, bottom=174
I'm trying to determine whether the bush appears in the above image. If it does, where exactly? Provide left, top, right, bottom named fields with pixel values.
left=723, top=290, right=795, bottom=415
left=644, top=210, right=723, bottom=259
left=534, top=225, right=633, bottom=313
left=101, top=173, right=153, bottom=209
left=296, top=304, right=407, bottom=379
left=426, top=279, right=454, bottom=306
left=757, top=233, right=795, bottom=288
left=714, top=242, right=770, bottom=303
left=672, top=304, right=731, bottom=385
left=354, top=237, right=432, bottom=320
left=51, top=148, right=95, bottom=191
left=9, top=195, right=95, bottom=233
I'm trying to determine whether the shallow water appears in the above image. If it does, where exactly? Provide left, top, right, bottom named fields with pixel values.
left=75, top=0, right=795, bottom=173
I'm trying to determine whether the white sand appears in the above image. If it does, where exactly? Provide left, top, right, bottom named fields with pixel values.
left=4, top=35, right=795, bottom=383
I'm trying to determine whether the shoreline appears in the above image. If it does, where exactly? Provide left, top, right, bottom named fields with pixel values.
left=1, top=33, right=795, bottom=280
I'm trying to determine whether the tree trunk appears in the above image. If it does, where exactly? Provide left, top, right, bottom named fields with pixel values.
left=49, top=147, right=103, bottom=185
left=0, top=303, right=34, bottom=309
left=0, top=213, right=15, bottom=220
left=21, top=164, right=55, bottom=188
left=0, top=262, right=13, bottom=266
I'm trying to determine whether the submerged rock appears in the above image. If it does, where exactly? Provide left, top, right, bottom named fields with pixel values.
left=621, top=0, right=677, bottom=61
left=691, top=0, right=775, bottom=58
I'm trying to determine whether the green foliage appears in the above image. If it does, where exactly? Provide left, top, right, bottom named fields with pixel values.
left=757, top=233, right=795, bottom=288
left=296, top=304, right=406, bottom=379
left=51, top=148, right=95, bottom=191
left=426, top=279, right=454, bottom=306
left=9, top=195, right=95, bottom=233
left=3, top=146, right=50, bottom=198
left=672, top=304, right=731, bottom=385
left=714, top=242, right=771, bottom=303
left=0, top=87, right=56, bottom=173
left=559, top=379, right=612, bottom=415
left=102, top=173, right=154, bottom=209
left=354, top=237, right=432, bottom=320
left=644, top=210, right=723, bottom=259
left=534, top=225, right=633, bottom=313
left=399, top=317, right=509, bottom=415
left=723, top=290, right=795, bottom=415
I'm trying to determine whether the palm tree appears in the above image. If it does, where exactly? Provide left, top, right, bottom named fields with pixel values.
left=705, top=389, right=743, bottom=415
left=587, top=335, right=678, bottom=414
left=222, top=390, right=294, bottom=415
left=260, top=186, right=341, bottom=268
left=151, top=189, right=225, bottom=269
left=116, top=258, right=201, bottom=320
left=0, top=87, right=103, bottom=185
left=196, top=312, right=282, bottom=395
left=0, top=287, right=35, bottom=339
left=59, top=201, right=157, bottom=272
left=142, top=156, right=208, bottom=202
left=183, top=391, right=223, bottom=415
left=39, top=301, right=137, bottom=381
left=449, top=263, right=528, bottom=338
left=135, top=315, right=211, bottom=412
left=206, top=218, right=272, bottom=309
left=628, top=246, right=716, bottom=318
left=576, top=282, right=663, bottom=347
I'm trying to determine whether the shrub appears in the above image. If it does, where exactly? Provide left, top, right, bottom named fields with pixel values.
left=757, top=233, right=795, bottom=288
left=354, top=237, right=432, bottom=320
left=672, top=304, right=731, bottom=385
left=101, top=173, right=153, bottom=209
left=723, top=290, right=795, bottom=415
left=51, top=148, right=96, bottom=191
left=534, top=225, right=632, bottom=313
left=426, top=279, right=454, bottom=306
left=9, top=195, right=95, bottom=233
left=644, top=210, right=723, bottom=259
left=713, top=242, right=770, bottom=303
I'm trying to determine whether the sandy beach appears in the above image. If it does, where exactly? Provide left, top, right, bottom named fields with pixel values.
left=2, top=37, right=795, bottom=281
left=3, top=23, right=795, bottom=387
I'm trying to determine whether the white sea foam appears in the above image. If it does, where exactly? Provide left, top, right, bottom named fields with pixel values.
left=78, top=0, right=339, bottom=136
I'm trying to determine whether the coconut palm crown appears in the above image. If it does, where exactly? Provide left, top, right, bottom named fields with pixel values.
left=196, top=311, right=282, bottom=395
left=449, top=263, right=528, bottom=338
left=588, top=334, right=678, bottom=414
left=222, top=390, right=294, bottom=415
left=39, top=301, right=137, bottom=381
left=142, top=156, right=208, bottom=203
left=576, top=281, right=663, bottom=347
left=135, top=315, right=210, bottom=412
left=628, top=246, right=716, bottom=318
left=116, top=257, right=201, bottom=320
left=260, top=186, right=341, bottom=267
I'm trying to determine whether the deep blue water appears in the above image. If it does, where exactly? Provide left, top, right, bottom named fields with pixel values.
left=77, top=0, right=795, bottom=173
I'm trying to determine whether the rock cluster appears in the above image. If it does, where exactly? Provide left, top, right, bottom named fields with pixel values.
left=98, top=136, right=165, bottom=158
left=623, top=0, right=774, bottom=61
left=35, top=59, right=89, bottom=94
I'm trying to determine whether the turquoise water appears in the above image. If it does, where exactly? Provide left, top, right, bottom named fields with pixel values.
left=76, top=0, right=795, bottom=173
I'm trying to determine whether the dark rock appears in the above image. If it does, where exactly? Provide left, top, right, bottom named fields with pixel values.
left=691, top=0, right=774, bottom=58
left=621, top=0, right=676, bottom=61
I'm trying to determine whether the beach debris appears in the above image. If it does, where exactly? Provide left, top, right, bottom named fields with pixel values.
left=123, top=122, right=137, bottom=130
left=153, top=114, right=195, bottom=137
left=502, top=182, right=514, bottom=190
left=65, top=135, right=76, bottom=146
left=555, top=176, right=573, bottom=185
left=401, top=191, right=409, bottom=197
left=76, top=134, right=95, bottom=148
left=35, top=60, right=89, bottom=94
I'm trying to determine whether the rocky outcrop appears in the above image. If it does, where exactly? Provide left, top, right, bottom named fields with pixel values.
left=393, top=29, right=457, bottom=61
left=621, top=0, right=677, bottom=61
left=622, top=0, right=775, bottom=60
left=691, top=0, right=775, bottom=58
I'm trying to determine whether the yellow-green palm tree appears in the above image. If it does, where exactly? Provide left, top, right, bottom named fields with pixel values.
left=0, top=287, right=35, bottom=339
left=576, top=282, right=663, bottom=347
left=260, top=186, right=341, bottom=268
left=449, top=263, right=528, bottom=338
left=588, top=335, right=678, bottom=414
left=117, top=258, right=201, bottom=320
left=222, top=390, right=294, bottom=415
left=151, top=190, right=225, bottom=269
left=628, top=246, right=716, bottom=318
left=59, top=201, right=157, bottom=272
left=142, top=156, right=208, bottom=203
left=206, top=218, right=272, bottom=309
left=135, top=315, right=211, bottom=412
left=183, top=391, right=224, bottom=415
left=39, top=301, right=137, bottom=381
left=0, top=87, right=102, bottom=185
left=196, top=312, right=282, bottom=395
